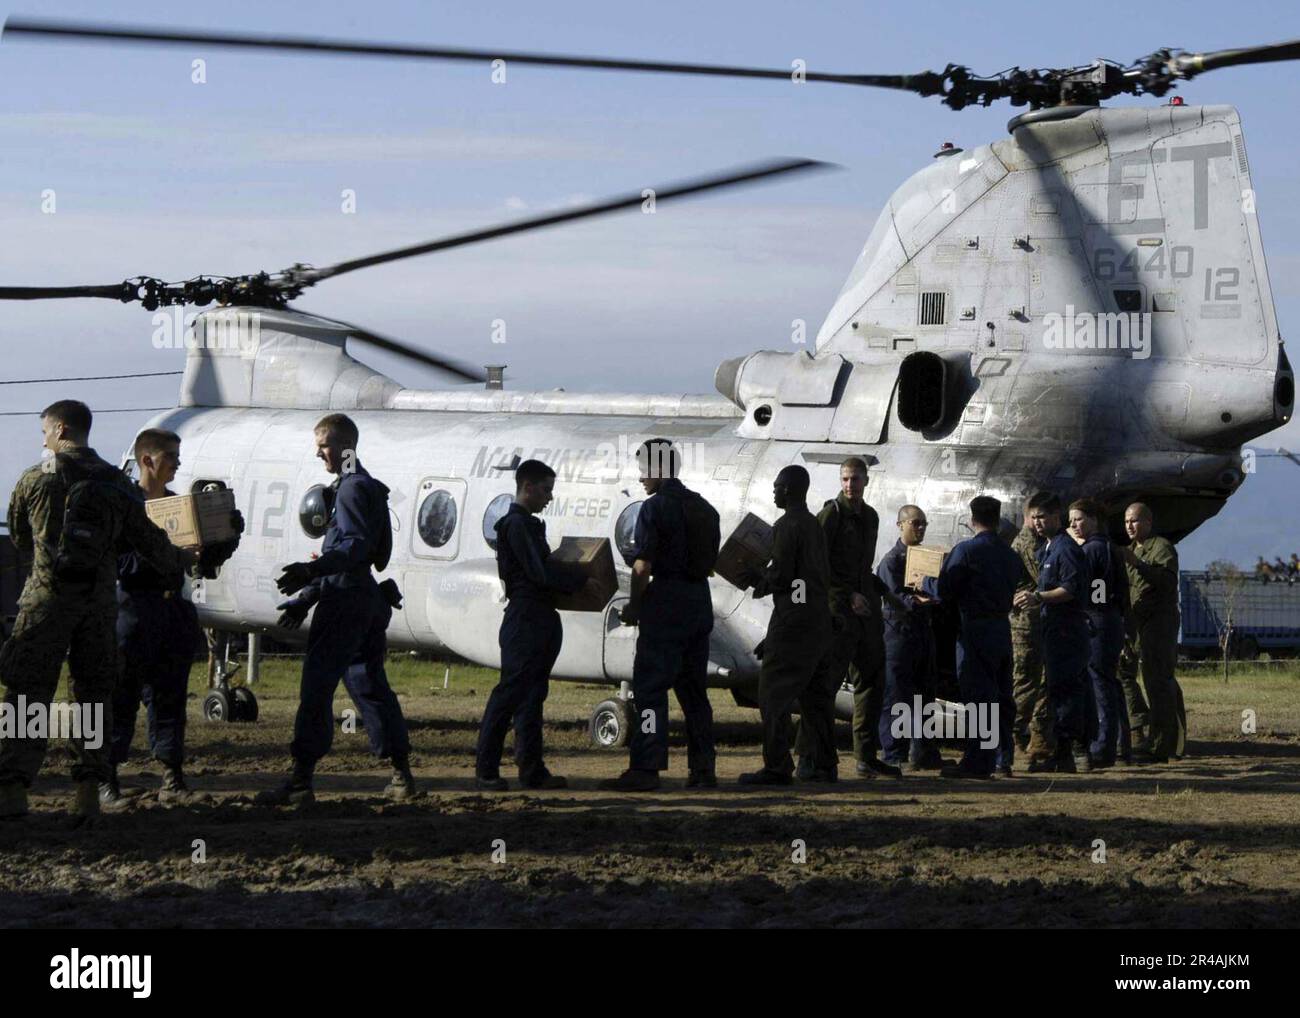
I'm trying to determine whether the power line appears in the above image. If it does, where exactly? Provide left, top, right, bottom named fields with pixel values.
left=0, top=407, right=173, bottom=417
left=0, top=370, right=183, bottom=385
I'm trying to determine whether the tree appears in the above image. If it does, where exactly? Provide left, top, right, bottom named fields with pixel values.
left=1205, top=560, right=1248, bottom=683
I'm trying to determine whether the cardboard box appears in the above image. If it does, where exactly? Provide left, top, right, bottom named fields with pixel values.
left=145, top=489, right=237, bottom=550
left=716, top=512, right=774, bottom=589
left=904, top=544, right=949, bottom=589
left=551, top=536, right=618, bottom=612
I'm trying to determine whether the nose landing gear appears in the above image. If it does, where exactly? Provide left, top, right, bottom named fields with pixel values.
left=588, top=681, right=635, bottom=749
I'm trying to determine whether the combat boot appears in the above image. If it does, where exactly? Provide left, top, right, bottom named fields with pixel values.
left=0, top=782, right=28, bottom=819
left=255, top=762, right=314, bottom=806
left=520, top=768, right=568, bottom=790
left=860, top=756, right=903, bottom=779
left=686, top=769, right=717, bottom=789
left=1026, top=741, right=1076, bottom=773
left=158, top=766, right=192, bottom=803
left=99, top=766, right=126, bottom=808
left=385, top=763, right=418, bottom=801
left=74, top=779, right=101, bottom=821
left=902, top=749, right=949, bottom=772
left=599, top=769, right=660, bottom=792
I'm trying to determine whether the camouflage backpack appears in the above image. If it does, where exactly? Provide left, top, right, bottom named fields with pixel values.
left=51, top=456, right=132, bottom=584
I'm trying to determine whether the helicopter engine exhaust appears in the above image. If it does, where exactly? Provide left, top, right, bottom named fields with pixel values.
left=895, top=351, right=972, bottom=433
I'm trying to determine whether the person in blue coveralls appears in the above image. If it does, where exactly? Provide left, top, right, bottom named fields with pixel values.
left=260, top=414, right=414, bottom=805
left=925, top=496, right=1024, bottom=778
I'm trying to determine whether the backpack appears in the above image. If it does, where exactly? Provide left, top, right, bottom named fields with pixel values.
left=670, top=486, right=721, bottom=582
left=52, top=458, right=131, bottom=584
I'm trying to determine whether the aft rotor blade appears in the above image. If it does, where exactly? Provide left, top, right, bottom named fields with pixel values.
left=1, top=17, right=935, bottom=91
left=289, top=308, right=486, bottom=383
left=311, top=157, right=835, bottom=283
left=1172, top=38, right=1300, bottom=77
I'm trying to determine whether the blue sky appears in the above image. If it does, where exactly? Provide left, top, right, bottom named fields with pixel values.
left=2, top=0, right=1298, bottom=566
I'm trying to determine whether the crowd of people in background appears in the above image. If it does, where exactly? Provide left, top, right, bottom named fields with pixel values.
left=1254, top=555, right=1300, bottom=582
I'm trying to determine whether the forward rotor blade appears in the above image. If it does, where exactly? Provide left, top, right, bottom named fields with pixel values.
left=2, top=17, right=936, bottom=92
left=1171, top=38, right=1300, bottom=77
left=311, top=157, right=834, bottom=283
left=289, top=308, right=486, bottom=383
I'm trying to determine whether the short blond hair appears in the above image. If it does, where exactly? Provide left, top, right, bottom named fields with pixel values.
left=314, top=413, right=359, bottom=447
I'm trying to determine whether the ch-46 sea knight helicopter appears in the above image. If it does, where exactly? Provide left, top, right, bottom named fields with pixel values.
left=3, top=19, right=1295, bottom=745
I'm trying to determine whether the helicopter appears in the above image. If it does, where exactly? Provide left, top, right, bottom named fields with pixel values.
left=2, top=18, right=1294, bottom=747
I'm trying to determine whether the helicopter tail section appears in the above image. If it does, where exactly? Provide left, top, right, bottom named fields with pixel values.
left=815, top=104, right=1291, bottom=450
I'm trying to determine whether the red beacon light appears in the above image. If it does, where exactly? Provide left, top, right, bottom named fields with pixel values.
left=1169, top=96, right=1185, bottom=106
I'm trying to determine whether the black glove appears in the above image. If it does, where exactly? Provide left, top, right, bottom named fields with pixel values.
left=277, top=600, right=310, bottom=630
left=230, top=510, right=245, bottom=535
left=378, top=578, right=403, bottom=610
left=277, top=562, right=315, bottom=596
left=194, top=541, right=231, bottom=579
left=210, top=538, right=239, bottom=563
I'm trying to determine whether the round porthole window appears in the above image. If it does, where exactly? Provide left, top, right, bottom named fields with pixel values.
left=299, top=484, right=333, bottom=539
left=418, top=489, right=458, bottom=548
left=614, top=500, right=644, bottom=567
left=483, top=493, right=514, bottom=550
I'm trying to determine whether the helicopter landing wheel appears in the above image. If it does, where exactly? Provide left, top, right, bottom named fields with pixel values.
left=589, top=698, right=633, bottom=749
left=231, top=686, right=259, bottom=722
left=203, top=690, right=232, bottom=723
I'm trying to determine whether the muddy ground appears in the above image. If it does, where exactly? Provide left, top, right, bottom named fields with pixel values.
left=2, top=660, right=1298, bottom=928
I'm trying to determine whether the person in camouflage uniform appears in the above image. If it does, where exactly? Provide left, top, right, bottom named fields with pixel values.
left=1120, top=502, right=1185, bottom=763
left=794, top=457, right=900, bottom=780
left=1116, top=622, right=1150, bottom=758
left=0, top=401, right=202, bottom=821
left=1012, top=492, right=1051, bottom=764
